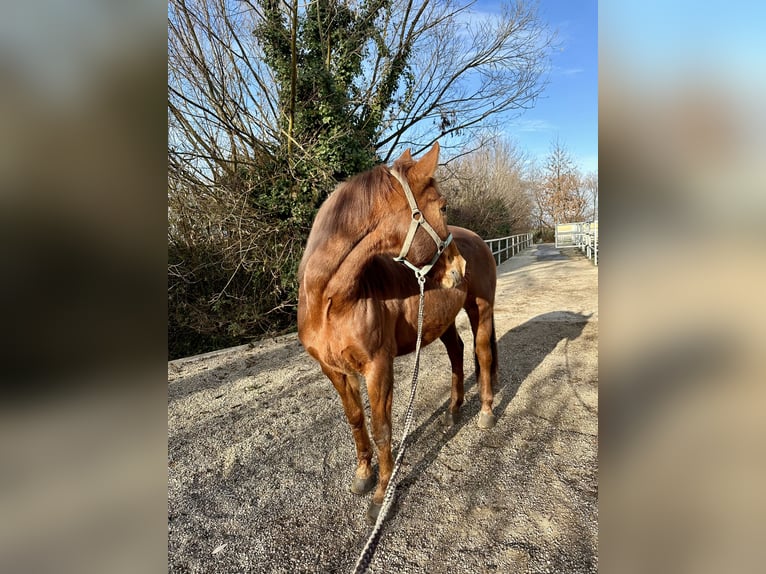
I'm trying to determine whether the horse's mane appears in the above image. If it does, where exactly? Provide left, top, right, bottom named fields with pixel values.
left=299, top=163, right=405, bottom=286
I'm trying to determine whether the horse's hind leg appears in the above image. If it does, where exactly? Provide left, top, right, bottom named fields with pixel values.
left=321, top=364, right=375, bottom=495
left=440, top=322, right=464, bottom=428
left=466, top=299, right=498, bottom=429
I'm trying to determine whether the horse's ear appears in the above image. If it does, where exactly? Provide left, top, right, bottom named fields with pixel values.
left=411, top=142, right=440, bottom=182
left=396, top=148, right=412, bottom=163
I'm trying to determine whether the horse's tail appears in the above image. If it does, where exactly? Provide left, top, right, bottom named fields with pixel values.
left=490, top=316, right=498, bottom=376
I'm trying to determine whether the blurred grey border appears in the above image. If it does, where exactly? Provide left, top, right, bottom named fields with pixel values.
left=600, top=1, right=766, bottom=573
left=0, top=2, right=167, bottom=573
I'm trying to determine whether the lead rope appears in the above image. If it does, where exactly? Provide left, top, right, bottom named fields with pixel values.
left=351, top=274, right=427, bottom=574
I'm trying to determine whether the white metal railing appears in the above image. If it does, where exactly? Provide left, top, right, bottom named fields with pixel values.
left=484, top=232, right=533, bottom=266
left=579, top=226, right=598, bottom=266
left=555, top=221, right=598, bottom=266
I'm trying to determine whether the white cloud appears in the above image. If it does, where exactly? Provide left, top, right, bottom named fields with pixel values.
left=510, top=119, right=557, bottom=132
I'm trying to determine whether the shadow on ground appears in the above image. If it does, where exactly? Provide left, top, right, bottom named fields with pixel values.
left=395, top=310, right=591, bottom=496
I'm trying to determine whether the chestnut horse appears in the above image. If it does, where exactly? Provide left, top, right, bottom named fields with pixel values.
left=297, top=142, right=498, bottom=519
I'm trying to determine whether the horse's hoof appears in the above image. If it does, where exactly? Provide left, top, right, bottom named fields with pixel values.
left=477, top=412, right=496, bottom=429
left=366, top=500, right=383, bottom=525
left=350, top=474, right=376, bottom=495
left=443, top=410, right=461, bottom=429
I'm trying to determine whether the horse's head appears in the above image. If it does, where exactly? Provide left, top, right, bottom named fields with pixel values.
left=389, top=143, right=466, bottom=288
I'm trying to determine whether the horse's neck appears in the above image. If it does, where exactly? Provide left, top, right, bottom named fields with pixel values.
left=306, top=227, right=394, bottom=303
left=329, top=231, right=391, bottom=299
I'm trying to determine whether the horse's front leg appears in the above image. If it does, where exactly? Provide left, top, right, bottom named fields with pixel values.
left=321, top=364, right=375, bottom=495
left=364, top=354, right=394, bottom=523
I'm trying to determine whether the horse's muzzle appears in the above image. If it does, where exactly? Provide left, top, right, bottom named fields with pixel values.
left=441, top=251, right=466, bottom=288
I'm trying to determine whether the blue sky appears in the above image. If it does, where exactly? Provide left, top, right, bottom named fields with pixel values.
left=600, top=0, right=766, bottom=90
left=475, top=0, right=598, bottom=174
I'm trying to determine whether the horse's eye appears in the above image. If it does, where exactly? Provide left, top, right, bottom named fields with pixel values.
left=440, top=205, right=447, bottom=214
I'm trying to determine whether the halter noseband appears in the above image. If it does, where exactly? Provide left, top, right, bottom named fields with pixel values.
left=390, top=168, right=453, bottom=280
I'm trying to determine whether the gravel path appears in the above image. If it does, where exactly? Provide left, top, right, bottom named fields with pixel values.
left=168, top=243, right=598, bottom=573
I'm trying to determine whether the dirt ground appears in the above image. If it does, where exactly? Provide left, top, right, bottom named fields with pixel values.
left=168, top=243, right=598, bottom=573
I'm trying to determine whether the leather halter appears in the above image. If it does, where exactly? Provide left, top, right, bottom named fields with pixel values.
left=389, top=168, right=453, bottom=280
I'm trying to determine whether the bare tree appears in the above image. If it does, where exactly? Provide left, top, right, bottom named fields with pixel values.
left=534, top=136, right=587, bottom=225
left=583, top=170, right=598, bottom=220
left=370, top=0, right=556, bottom=160
left=168, top=0, right=555, bottom=178
left=168, top=0, right=281, bottom=186
left=439, top=136, right=533, bottom=237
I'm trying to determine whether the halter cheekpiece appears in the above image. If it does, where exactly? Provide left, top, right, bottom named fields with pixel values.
left=389, top=168, right=453, bottom=280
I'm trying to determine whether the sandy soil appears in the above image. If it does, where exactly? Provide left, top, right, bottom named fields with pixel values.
left=168, top=243, right=598, bottom=573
